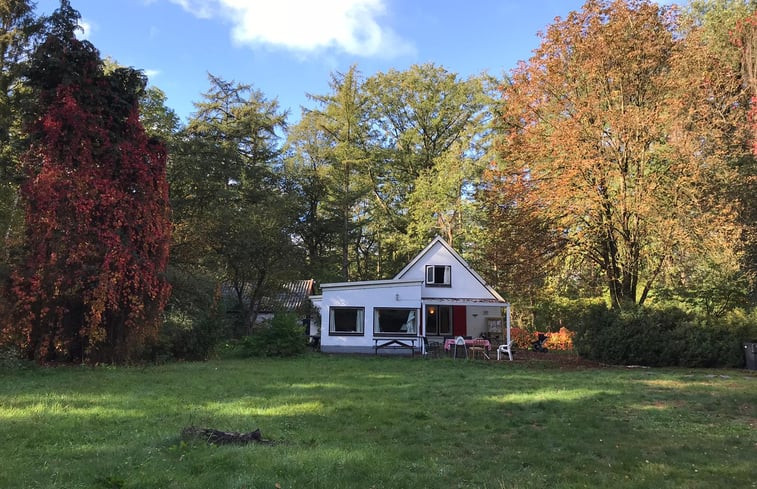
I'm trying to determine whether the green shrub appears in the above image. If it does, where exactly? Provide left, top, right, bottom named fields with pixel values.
left=533, top=296, right=607, bottom=332
left=719, top=308, right=757, bottom=341
left=669, top=323, right=744, bottom=368
left=573, top=305, right=747, bottom=368
left=240, top=313, right=308, bottom=357
left=0, top=345, right=32, bottom=369
left=147, top=311, right=224, bottom=362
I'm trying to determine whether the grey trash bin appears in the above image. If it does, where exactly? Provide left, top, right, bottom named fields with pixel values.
left=744, top=342, right=757, bottom=370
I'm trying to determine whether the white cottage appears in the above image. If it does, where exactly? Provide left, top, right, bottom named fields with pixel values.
left=309, top=237, right=511, bottom=355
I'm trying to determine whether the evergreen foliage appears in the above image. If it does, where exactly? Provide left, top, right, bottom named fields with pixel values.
left=573, top=304, right=747, bottom=367
left=169, top=74, right=300, bottom=335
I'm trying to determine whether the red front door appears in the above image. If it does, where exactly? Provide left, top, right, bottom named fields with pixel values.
left=452, top=306, right=467, bottom=337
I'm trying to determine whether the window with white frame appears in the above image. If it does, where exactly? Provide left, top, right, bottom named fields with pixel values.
left=425, top=265, right=451, bottom=286
left=374, top=308, right=418, bottom=335
left=329, top=307, right=364, bottom=335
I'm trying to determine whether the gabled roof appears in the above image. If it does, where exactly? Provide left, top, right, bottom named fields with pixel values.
left=394, top=236, right=506, bottom=303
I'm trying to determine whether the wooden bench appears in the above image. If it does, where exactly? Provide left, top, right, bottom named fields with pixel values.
left=373, top=337, right=418, bottom=356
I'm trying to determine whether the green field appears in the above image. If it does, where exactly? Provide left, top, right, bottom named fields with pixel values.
left=1, top=355, right=755, bottom=488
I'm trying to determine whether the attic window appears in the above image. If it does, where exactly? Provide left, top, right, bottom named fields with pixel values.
left=426, top=265, right=451, bottom=286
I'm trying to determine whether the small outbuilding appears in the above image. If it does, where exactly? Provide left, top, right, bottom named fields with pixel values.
left=256, top=279, right=317, bottom=335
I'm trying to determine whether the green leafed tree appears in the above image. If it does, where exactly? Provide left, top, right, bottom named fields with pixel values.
left=0, top=0, right=44, bottom=264
left=170, top=74, right=300, bottom=334
left=139, top=85, right=181, bottom=143
left=285, top=64, right=494, bottom=281
left=283, top=110, right=343, bottom=282
left=303, top=66, right=373, bottom=281
left=363, top=63, right=490, bottom=267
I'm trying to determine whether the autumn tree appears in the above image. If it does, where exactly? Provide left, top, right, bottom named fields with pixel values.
left=479, top=166, right=567, bottom=305
left=3, top=1, right=171, bottom=362
left=731, top=7, right=757, bottom=296
left=683, top=2, right=756, bottom=304
left=495, top=0, right=750, bottom=310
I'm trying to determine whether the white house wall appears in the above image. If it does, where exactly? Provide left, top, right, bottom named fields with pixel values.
left=320, top=281, right=422, bottom=354
left=465, top=306, right=504, bottom=338
left=400, top=242, right=496, bottom=300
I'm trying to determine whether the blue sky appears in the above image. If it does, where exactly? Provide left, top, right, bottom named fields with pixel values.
left=33, top=0, right=609, bottom=124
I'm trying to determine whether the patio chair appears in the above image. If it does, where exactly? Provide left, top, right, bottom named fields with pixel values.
left=497, top=340, right=514, bottom=361
left=469, top=338, right=489, bottom=360
left=422, top=337, right=442, bottom=358
left=453, top=336, right=468, bottom=359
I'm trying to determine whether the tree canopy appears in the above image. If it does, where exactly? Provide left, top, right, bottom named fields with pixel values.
left=3, top=1, right=171, bottom=362
left=0, top=0, right=755, bottom=362
left=490, top=0, right=752, bottom=310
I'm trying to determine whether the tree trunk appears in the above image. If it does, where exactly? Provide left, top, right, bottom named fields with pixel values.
left=341, top=209, right=349, bottom=281
left=246, top=271, right=266, bottom=334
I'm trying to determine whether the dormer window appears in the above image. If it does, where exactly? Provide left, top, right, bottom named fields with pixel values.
left=426, top=265, right=451, bottom=286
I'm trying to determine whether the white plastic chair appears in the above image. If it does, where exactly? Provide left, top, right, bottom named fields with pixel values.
left=453, top=336, right=468, bottom=359
left=497, top=340, right=514, bottom=361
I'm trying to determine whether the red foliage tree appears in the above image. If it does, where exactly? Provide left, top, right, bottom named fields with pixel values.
left=3, top=2, right=170, bottom=363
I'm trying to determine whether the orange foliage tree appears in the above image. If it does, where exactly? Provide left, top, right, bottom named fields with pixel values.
left=2, top=2, right=170, bottom=363
left=493, top=0, right=751, bottom=310
left=732, top=9, right=757, bottom=282
left=478, top=165, right=568, bottom=321
left=732, top=9, right=757, bottom=153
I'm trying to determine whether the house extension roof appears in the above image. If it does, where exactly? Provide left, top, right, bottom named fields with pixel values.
left=421, top=297, right=509, bottom=307
left=319, top=279, right=423, bottom=290
left=259, top=279, right=315, bottom=312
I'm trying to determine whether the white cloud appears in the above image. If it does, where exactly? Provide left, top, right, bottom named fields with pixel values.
left=144, top=69, right=161, bottom=80
left=168, top=0, right=415, bottom=58
left=77, top=19, right=93, bottom=40
left=169, top=0, right=217, bottom=19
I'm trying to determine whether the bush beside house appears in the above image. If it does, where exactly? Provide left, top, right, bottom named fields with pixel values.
left=509, top=327, right=575, bottom=351
left=573, top=305, right=750, bottom=368
left=240, top=313, right=308, bottom=357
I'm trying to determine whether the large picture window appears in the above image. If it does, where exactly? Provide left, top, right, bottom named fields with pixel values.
left=425, top=265, right=451, bottom=286
left=329, top=307, right=364, bottom=335
left=374, top=308, right=418, bottom=335
left=425, top=305, right=453, bottom=336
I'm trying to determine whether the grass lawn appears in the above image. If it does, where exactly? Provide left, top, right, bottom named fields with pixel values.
left=1, top=353, right=755, bottom=489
